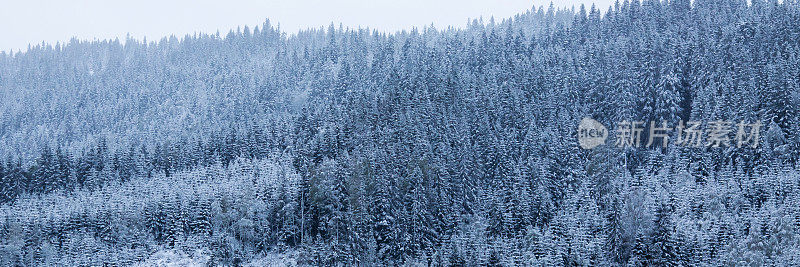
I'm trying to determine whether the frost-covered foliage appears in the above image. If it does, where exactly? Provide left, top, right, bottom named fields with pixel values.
left=0, top=155, right=299, bottom=265
left=1, top=0, right=800, bottom=265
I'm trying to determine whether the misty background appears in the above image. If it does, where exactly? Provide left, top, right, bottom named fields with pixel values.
left=0, top=0, right=614, bottom=53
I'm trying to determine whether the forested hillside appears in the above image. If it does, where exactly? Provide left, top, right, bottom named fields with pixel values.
left=1, top=0, right=800, bottom=265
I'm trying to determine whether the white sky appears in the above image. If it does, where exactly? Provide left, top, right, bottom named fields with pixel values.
left=0, top=0, right=616, bottom=53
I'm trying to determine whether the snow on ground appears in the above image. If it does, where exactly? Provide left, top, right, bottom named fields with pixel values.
left=134, top=248, right=298, bottom=266
left=243, top=250, right=299, bottom=267
left=133, top=249, right=210, bottom=267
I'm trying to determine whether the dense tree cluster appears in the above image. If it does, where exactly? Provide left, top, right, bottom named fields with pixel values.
left=1, top=0, right=800, bottom=265
left=0, top=124, right=286, bottom=204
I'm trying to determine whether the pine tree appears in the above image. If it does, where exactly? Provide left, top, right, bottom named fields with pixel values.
left=652, top=202, right=678, bottom=266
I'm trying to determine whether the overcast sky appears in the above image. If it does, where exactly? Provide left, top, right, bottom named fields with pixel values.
left=0, top=0, right=616, bottom=53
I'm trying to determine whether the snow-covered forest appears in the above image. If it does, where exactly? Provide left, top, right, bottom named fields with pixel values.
left=1, top=0, right=800, bottom=265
